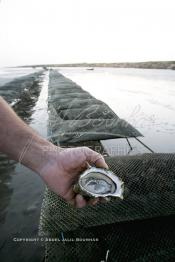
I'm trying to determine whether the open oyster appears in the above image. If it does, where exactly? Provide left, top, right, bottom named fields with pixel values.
left=74, top=167, right=124, bottom=199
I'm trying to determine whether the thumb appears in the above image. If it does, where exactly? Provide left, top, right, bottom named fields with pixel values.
left=82, top=147, right=109, bottom=169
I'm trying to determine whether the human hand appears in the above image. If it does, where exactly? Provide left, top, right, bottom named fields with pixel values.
left=0, top=97, right=108, bottom=208
left=39, top=146, right=108, bottom=208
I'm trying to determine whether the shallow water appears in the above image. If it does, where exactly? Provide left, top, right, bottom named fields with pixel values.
left=0, top=67, right=41, bottom=87
left=60, top=67, right=175, bottom=154
left=0, top=69, right=48, bottom=262
left=0, top=67, right=175, bottom=261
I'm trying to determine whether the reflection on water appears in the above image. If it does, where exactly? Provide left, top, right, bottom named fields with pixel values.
left=0, top=67, right=41, bottom=87
left=30, top=71, right=49, bottom=135
left=0, top=70, right=48, bottom=262
left=60, top=67, right=175, bottom=154
left=0, top=155, right=16, bottom=224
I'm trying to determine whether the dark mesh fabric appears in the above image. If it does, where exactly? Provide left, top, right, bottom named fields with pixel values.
left=44, top=217, right=175, bottom=262
left=59, top=104, right=117, bottom=120
left=50, top=118, right=141, bottom=145
left=48, top=70, right=142, bottom=145
left=0, top=71, right=43, bottom=103
left=51, top=98, right=104, bottom=111
left=39, top=153, right=175, bottom=262
left=51, top=92, right=93, bottom=100
left=51, top=89, right=86, bottom=95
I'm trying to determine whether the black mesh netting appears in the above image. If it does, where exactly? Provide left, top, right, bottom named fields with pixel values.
left=39, top=153, right=175, bottom=262
left=51, top=98, right=104, bottom=111
left=59, top=104, right=116, bottom=120
left=0, top=71, right=43, bottom=103
left=48, top=70, right=142, bottom=145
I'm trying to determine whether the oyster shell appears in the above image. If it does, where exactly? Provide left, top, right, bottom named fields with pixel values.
left=74, top=167, right=124, bottom=199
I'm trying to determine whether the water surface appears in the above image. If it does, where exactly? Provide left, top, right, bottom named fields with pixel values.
left=60, top=67, right=175, bottom=154
left=0, top=69, right=48, bottom=262
left=0, top=67, right=175, bottom=261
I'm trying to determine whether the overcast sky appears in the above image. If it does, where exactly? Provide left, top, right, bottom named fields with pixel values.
left=0, top=0, right=175, bottom=67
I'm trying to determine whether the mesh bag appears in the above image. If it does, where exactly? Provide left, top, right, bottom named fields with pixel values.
left=50, top=118, right=141, bottom=145
left=48, top=71, right=142, bottom=145
left=50, top=98, right=104, bottom=111
left=39, top=153, right=175, bottom=262
left=0, top=71, right=43, bottom=103
left=50, top=92, right=93, bottom=100
left=59, top=104, right=117, bottom=120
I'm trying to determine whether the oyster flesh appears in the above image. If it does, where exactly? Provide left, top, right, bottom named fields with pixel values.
left=74, top=167, right=124, bottom=199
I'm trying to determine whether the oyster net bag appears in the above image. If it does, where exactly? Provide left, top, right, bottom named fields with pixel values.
left=48, top=70, right=142, bottom=145
left=39, top=153, right=175, bottom=262
left=0, top=71, right=43, bottom=103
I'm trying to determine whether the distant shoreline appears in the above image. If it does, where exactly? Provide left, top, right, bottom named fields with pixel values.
left=19, top=61, right=175, bottom=70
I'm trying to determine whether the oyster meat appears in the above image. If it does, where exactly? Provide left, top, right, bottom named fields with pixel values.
left=85, top=178, right=112, bottom=194
left=75, top=167, right=124, bottom=199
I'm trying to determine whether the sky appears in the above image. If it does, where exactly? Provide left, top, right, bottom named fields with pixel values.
left=0, top=0, right=175, bottom=67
